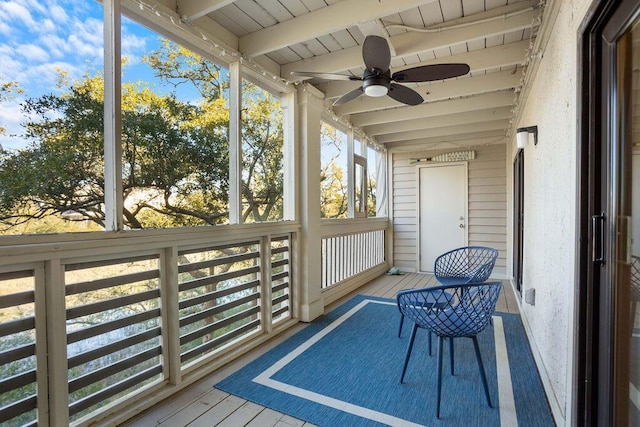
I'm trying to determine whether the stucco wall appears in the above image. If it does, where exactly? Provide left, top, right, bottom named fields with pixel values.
left=513, top=0, right=593, bottom=424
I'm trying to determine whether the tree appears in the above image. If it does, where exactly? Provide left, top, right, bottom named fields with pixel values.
left=0, top=40, right=284, bottom=233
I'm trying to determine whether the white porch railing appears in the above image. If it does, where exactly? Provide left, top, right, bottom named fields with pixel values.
left=0, top=223, right=297, bottom=427
left=320, top=217, right=389, bottom=291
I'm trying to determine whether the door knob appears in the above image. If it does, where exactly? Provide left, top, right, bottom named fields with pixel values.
left=459, top=224, right=465, bottom=228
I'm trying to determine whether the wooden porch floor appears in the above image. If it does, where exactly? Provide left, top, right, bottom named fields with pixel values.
left=122, top=273, right=519, bottom=427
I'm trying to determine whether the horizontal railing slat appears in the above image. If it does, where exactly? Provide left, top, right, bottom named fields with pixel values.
left=66, top=270, right=160, bottom=296
left=65, top=254, right=158, bottom=272
left=69, top=346, right=162, bottom=393
left=272, top=272, right=289, bottom=282
left=66, top=289, right=160, bottom=320
left=0, top=395, right=37, bottom=424
left=0, top=369, right=36, bottom=394
left=181, top=319, right=261, bottom=363
left=178, top=251, right=259, bottom=274
left=271, top=259, right=288, bottom=269
left=68, top=327, right=162, bottom=369
left=179, top=265, right=260, bottom=293
left=272, top=306, right=289, bottom=318
left=0, top=290, right=34, bottom=309
left=271, top=246, right=289, bottom=255
left=0, top=317, right=34, bottom=338
left=69, top=365, right=162, bottom=416
left=180, top=302, right=260, bottom=345
left=178, top=280, right=259, bottom=311
left=178, top=240, right=260, bottom=257
left=0, top=343, right=35, bottom=365
left=0, top=270, right=34, bottom=281
left=67, top=309, right=161, bottom=344
left=272, top=294, right=289, bottom=306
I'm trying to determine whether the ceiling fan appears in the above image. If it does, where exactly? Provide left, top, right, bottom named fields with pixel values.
left=291, top=35, right=470, bottom=106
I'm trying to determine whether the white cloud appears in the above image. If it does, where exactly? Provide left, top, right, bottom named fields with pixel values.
left=66, top=17, right=103, bottom=60
left=16, top=43, right=50, bottom=62
left=39, top=34, right=66, bottom=59
left=49, top=4, right=69, bottom=23
left=0, top=98, right=28, bottom=150
left=0, top=1, right=36, bottom=28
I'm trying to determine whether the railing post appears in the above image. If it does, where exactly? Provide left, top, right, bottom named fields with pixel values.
left=34, top=264, right=49, bottom=427
left=45, top=259, right=69, bottom=426
left=260, top=236, right=273, bottom=334
left=161, top=247, right=181, bottom=385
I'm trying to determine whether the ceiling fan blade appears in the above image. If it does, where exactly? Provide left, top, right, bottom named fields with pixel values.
left=333, top=87, right=364, bottom=106
left=290, top=71, right=361, bottom=81
left=388, top=83, right=423, bottom=106
left=362, top=35, right=391, bottom=72
left=392, top=63, right=470, bottom=83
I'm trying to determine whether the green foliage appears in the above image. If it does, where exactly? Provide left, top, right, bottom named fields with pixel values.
left=0, top=40, right=284, bottom=233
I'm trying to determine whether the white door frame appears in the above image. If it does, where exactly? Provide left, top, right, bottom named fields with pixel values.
left=416, top=162, right=469, bottom=273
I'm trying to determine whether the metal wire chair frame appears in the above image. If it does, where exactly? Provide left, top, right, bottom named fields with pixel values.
left=397, top=282, right=502, bottom=418
left=434, top=246, right=499, bottom=285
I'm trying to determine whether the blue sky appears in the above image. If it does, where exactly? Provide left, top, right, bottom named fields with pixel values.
left=0, top=0, right=161, bottom=150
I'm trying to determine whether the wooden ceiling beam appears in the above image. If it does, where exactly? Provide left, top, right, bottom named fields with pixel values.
left=239, top=0, right=437, bottom=57
left=365, top=106, right=513, bottom=136
left=377, top=119, right=509, bottom=143
left=333, top=69, right=522, bottom=116
left=350, top=91, right=514, bottom=127
left=176, top=0, right=237, bottom=21
left=281, top=2, right=538, bottom=78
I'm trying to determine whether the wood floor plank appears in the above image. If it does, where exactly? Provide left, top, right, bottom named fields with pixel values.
left=217, top=401, right=263, bottom=427
left=187, top=394, right=246, bottom=427
left=245, top=408, right=286, bottom=426
left=160, top=388, right=229, bottom=426
left=123, top=379, right=217, bottom=426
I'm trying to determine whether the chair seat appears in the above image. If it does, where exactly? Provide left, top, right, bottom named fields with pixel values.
left=403, top=289, right=453, bottom=310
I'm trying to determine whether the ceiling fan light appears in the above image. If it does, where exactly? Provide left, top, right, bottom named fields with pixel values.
left=364, top=84, right=388, bottom=97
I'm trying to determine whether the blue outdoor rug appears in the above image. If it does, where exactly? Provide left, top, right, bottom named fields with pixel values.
left=216, top=295, right=554, bottom=426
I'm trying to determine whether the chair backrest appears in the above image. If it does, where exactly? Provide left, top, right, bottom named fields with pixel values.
left=434, top=246, right=498, bottom=283
left=631, top=256, right=640, bottom=301
left=397, top=282, right=502, bottom=338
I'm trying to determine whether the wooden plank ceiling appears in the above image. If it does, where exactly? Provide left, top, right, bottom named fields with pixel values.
left=153, top=0, right=543, bottom=150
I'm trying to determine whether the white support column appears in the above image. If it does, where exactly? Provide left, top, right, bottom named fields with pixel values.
left=160, top=247, right=180, bottom=386
left=297, top=85, right=325, bottom=322
left=104, top=0, right=123, bottom=231
left=45, top=259, right=69, bottom=426
left=281, top=92, right=297, bottom=221
left=228, top=61, right=242, bottom=224
left=347, top=127, right=355, bottom=218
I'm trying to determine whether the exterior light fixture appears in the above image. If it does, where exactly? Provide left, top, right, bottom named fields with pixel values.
left=364, top=84, right=389, bottom=97
left=516, top=125, right=538, bottom=148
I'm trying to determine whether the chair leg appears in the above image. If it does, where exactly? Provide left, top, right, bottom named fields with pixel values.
left=471, top=335, right=492, bottom=408
left=449, top=337, right=454, bottom=375
left=428, top=331, right=432, bottom=356
left=436, top=335, right=444, bottom=419
left=398, top=314, right=404, bottom=337
left=400, top=323, right=419, bottom=383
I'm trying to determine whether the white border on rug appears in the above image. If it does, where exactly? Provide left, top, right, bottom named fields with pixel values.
left=253, top=298, right=516, bottom=427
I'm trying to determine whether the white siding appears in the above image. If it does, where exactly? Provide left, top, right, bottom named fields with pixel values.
left=391, top=144, right=508, bottom=277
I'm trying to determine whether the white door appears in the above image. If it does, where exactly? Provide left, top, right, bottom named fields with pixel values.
left=419, top=164, right=467, bottom=272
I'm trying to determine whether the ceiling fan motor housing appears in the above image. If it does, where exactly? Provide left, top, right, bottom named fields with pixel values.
left=363, top=69, right=390, bottom=97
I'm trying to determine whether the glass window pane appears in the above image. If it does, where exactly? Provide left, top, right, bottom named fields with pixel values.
left=121, top=22, right=230, bottom=228
left=241, top=78, right=284, bottom=223
left=0, top=1, right=105, bottom=235
left=320, top=121, right=348, bottom=218
left=367, top=146, right=379, bottom=217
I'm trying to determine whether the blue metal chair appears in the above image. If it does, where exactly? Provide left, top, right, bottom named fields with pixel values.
left=434, top=246, right=498, bottom=286
left=397, top=282, right=502, bottom=418
left=397, top=246, right=498, bottom=337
